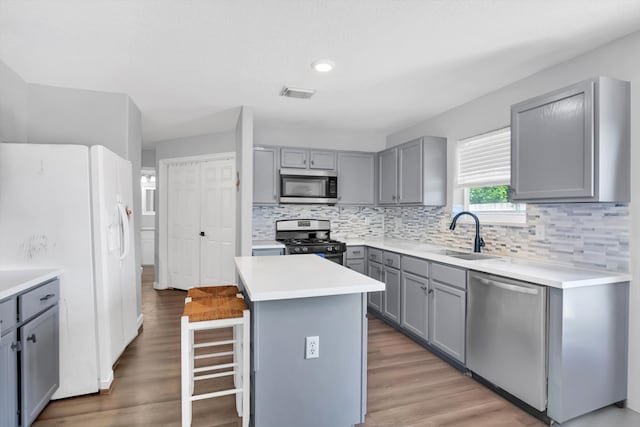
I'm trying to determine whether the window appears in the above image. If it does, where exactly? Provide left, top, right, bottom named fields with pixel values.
left=457, top=128, right=525, bottom=225
left=141, top=170, right=156, bottom=215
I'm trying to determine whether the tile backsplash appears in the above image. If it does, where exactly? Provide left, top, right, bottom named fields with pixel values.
left=384, top=203, right=630, bottom=272
left=253, top=206, right=385, bottom=241
left=253, top=203, right=630, bottom=272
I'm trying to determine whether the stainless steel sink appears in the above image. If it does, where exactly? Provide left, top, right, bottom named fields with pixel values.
left=446, top=253, right=500, bottom=261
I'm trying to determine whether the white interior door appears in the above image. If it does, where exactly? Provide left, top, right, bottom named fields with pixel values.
left=167, top=157, right=236, bottom=290
left=200, top=159, right=236, bottom=284
left=168, top=162, right=200, bottom=290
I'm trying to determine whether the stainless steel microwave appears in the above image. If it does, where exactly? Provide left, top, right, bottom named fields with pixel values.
left=279, top=169, right=338, bottom=204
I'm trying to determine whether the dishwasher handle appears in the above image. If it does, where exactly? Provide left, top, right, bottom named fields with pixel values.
left=478, top=277, right=539, bottom=295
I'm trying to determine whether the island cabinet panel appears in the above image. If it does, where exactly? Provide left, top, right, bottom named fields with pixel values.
left=511, top=76, right=630, bottom=203
left=367, top=261, right=384, bottom=312
left=383, top=266, right=401, bottom=324
left=250, top=293, right=367, bottom=427
left=337, top=152, right=375, bottom=205
left=0, top=329, right=18, bottom=427
left=280, top=148, right=309, bottom=168
left=253, top=146, right=279, bottom=205
left=309, top=150, right=336, bottom=170
left=401, top=272, right=429, bottom=340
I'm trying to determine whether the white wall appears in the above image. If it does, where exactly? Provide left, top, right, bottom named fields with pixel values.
left=28, top=84, right=130, bottom=158
left=141, top=148, right=156, bottom=168
left=387, top=30, right=640, bottom=412
left=0, top=61, right=28, bottom=142
left=236, top=107, right=253, bottom=257
left=254, top=124, right=385, bottom=152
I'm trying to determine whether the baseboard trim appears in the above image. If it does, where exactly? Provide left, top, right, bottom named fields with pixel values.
left=136, top=314, right=144, bottom=332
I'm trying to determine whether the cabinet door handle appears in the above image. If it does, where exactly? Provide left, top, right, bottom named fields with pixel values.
left=352, top=250, right=361, bottom=254
left=200, top=231, right=206, bottom=237
left=273, top=195, right=277, bottom=200
left=27, top=334, right=37, bottom=344
left=303, top=159, right=307, bottom=165
left=420, top=285, right=427, bottom=291
left=40, top=293, right=55, bottom=302
left=311, top=160, right=315, bottom=165
left=370, top=254, right=377, bottom=260
left=385, top=258, right=393, bottom=265
left=428, top=289, right=434, bottom=294
left=392, top=195, right=396, bottom=200
left=11, top=342, right=19, bottom=352
left=338, top=196, right=342, bottom=201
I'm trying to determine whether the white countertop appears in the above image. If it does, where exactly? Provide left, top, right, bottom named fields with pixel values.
left=0, top=268, right=64, bottom=300
left=345, top=239, right=630, bottom=289
left=252, top=240, right=286, bottom=250
left=234, top=254, right=385, bottom=301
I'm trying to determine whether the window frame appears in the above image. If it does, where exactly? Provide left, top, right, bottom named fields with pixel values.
left=456, top=128, right=526, bottom=226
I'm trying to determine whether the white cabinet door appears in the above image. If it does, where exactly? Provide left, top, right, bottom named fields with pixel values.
left=309, top=150, right=336, bottom=170
left=168, top=158, right=236, bottom=290
left=168, top=162, right=201, bottom=290
left=429, top=280, right=466, bottom=363
left=401, top=272, right=429, bottom=340
left=200, top=159, right=236, bottom=285
left=378, top=148, right=398, bottom=204
left=281, top=148, right=308, bottom=168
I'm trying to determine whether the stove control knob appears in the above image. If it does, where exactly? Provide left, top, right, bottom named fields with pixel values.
left=294, top=247, right=301, bottom=253
left=302, top=247, right=308, bottom=253
left=327, top=246, right=333, bottom=252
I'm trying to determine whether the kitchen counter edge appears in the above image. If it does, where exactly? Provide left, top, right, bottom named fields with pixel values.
left=0, top=268, right=64, bottom=301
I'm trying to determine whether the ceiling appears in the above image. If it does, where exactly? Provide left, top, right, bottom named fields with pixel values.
left=2, top=0, right=640, bottom=145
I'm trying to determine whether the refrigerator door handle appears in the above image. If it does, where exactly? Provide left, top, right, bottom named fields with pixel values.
left=117, top=203, right=131, bottom=261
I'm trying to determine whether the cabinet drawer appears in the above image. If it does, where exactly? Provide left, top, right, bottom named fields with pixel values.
left=19, top=279, right=60, bottom=322
left=382, top=251, right=401, bottom=269
left=401, top=256, right=429, bottom=278
left=368, top=248, right=383, bottom=263
left=252, top=248, right=284, bottom=256
left=346, top=246, right=365, bottom=259
left=0, top=298, right=17, bottom=333
left=432, top=263, right=466, bottom=290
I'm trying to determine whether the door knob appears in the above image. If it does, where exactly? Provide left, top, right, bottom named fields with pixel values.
left=27, top=334, right=37, bottom=343
left=200, top=231, right=205, bottom=237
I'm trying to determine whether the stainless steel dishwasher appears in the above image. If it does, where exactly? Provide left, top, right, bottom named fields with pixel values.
left=466, top=272, right=547, bottom=411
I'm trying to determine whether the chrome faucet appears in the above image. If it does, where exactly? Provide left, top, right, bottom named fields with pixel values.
left=449, top=211, right=485, bottom=253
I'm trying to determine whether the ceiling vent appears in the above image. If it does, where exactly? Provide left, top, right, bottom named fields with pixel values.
left=279, top=86, right=316, bottom=99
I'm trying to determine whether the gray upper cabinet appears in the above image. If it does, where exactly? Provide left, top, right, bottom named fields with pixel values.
left=280, top=148, right=309, bottom=168
left=253, top=146, right=279, bottom=205
left=398, top=140, right=423, bottom=204
left=337, top=152, right=375, bottom=205
left=0, top=330, right=18, bottom=427
left=378, top=148, right=398, bottom=204
left=309, top=150, right=336, bottom=170
left=511, top=77, right=630, bottom=203
left=378, top=137, right=447, bottom=206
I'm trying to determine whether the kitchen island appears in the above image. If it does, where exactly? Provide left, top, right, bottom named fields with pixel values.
left=234, top=254, right=385, bottom=427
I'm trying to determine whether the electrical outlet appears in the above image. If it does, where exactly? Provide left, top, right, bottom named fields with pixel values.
left=305, top=336, right=319, bottom=359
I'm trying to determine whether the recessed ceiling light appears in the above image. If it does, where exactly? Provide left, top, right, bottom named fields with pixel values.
left=311, top=59, right=335, bottom=73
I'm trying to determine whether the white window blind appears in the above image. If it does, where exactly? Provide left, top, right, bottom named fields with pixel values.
left=457, top=127, right=511, bottom=187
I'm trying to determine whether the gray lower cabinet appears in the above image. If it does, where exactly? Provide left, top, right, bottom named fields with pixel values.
left=367, top=261, right=383, bottom=312
left=383, top=266, right=401, bottom=324
left=346, top=259, right=366, bottom=274
left=0, top=329, right=18, bottom=427
left=511, top=76, right=630, bottom=203
left=252, top=248, right=284, bottom=256
left=253, top=146, right=279, bottom=205
left=337, top=152, right=375, bottom=205
left=400, top=272, right=429, bottom=340
left=21, top=305, right=60, bottom=427
left=429, top=278, right=466, bottom=363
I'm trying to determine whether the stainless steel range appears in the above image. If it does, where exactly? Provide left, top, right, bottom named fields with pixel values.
left=275, top=219, right=347, bottom=265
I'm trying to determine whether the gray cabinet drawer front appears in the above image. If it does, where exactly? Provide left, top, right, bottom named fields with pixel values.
left=19, top=280, right=60, bottom=322
left=0, top=298, right=17, bottom=333
left=432, top=263, right=466, bottom=290
left=368, top=248, right=383, bottom=263
left=346, top=246, right=365, bottom=259
left=382, top=251, right=401, bottom=269
left=401, top=256, right=429, bottom=277
left=252, top=248, right=284, bottom=256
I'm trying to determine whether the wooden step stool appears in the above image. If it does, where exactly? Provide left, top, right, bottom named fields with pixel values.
left=181, top=295, right=250, bottom=427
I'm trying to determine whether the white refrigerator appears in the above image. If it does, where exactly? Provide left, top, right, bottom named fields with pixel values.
left=0, top=142, right=139, bottom=398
